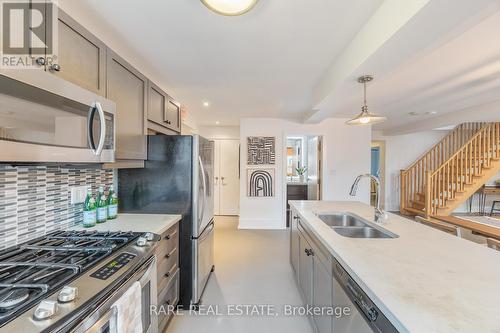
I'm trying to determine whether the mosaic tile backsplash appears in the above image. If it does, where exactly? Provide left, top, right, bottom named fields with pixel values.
left=0, top=165, right=114, bottom=249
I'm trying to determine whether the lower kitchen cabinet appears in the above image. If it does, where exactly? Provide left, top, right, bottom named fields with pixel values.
left=156, top=222, right=180, bottom=332
left=312, top=244, right=334, bottom=333
left=298, top=228, right=313, bottom=305
left=287, top=184, right=308, bottom=225
left=293, top=209, right=334, bottom=333
left=290, top=211, right=299, bottom=278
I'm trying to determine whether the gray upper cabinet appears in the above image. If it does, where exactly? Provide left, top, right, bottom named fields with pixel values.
left=106, top=50, right=147, bottom=160
left=147, top=81, right=181, bottom=134
left=147, top=81, right=168, bottom=127
left=53, top=10, right=106, bottom=95
left=166, top=98, right=181, bottom=133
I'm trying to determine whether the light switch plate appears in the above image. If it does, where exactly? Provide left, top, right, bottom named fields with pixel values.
left=70, top=186, right=89, bottom=205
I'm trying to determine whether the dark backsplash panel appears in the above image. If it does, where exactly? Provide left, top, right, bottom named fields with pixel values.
left=0, top=165, right=114, bottom=249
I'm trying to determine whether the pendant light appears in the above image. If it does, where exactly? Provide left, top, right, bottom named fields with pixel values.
left=201, top=0, right=259, bottom=16
left=346, top=75, right=387, bottom=125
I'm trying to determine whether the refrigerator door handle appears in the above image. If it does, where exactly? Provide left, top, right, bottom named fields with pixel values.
left=198, top=156, right=207, bottom=227
left=195, top=219, right=214, bottom=242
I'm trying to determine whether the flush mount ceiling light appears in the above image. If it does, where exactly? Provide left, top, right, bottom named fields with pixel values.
left=346, top=75, right=387, bottom=126
left=201, top=0, right=259, bottom=16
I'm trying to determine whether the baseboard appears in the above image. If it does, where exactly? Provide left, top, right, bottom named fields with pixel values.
left=238, top=218, right=286, bottom=230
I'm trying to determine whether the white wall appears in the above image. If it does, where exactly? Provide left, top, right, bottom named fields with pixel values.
left=372, top=130, right=448, bottom=211
left=198, top=126, right=240, bottom=140
left=239, top=118, right=371, bottom=229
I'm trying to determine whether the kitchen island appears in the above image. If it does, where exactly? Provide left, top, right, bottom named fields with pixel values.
left=289, top=200, right=500, bottom=333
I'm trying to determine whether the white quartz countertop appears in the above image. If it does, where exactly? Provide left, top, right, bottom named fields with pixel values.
left=289, top=200, right=500, bottom=333
left=72, top=214, right=181, bottom=235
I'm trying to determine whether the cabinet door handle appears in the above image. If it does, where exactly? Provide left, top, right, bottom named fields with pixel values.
left=164, top=265, right=176, bottom=278
left=293, top=216, right=299, bottom=220
left=305, top=248, right=314, bottom=256
left=49, top=63, right=61, bottom=72
left=35, top=57, right=46, bottom=66
left=165, top=248, right=176, bottom=259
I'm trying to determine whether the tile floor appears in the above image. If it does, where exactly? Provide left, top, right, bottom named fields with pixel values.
left=166, top=216, right=314, bottom=333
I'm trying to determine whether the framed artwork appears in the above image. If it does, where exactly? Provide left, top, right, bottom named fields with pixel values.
left=247, top=137, right=275, bottom=165
left=247, top=169, right=275, bottom=197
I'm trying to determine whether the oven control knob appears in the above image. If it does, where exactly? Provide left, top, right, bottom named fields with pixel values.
left=144, top=232, right=154, bottom=241
left=136, top=237, right=147, bottom=247
left=58, top=286, right=78, bottom=303
left=33, top=300, right=58, bottom=320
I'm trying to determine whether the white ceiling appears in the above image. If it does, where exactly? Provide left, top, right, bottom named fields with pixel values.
left=370, top=8, right=500, bottom=132
left=61, top=0, right=500, bottom=132
left=70, top=0, right=383, bottom=126
left=308, top=0, right=500, bottom=134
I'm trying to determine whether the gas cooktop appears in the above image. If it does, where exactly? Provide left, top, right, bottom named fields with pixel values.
left=0, top=230, right=141, bottom=327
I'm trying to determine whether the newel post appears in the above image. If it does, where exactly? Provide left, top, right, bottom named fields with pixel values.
left=400, top=170, right=406, bottom=214
left=425, top=171, right=432, bottom=218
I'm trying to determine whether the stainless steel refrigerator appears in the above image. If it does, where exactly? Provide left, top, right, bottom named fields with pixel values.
left=118, top=135, right=215, bottom=308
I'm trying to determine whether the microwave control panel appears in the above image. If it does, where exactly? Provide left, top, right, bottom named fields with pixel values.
left=90, top=252, right=136, bottom=280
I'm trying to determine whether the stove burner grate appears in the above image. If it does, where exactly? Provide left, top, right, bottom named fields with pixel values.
left=0, top=289, right=30, bottom=311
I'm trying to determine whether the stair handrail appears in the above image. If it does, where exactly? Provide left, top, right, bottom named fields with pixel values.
left=403, top=122, right=486, bottom=173
left=400, top=122, right=487, bottom=214
left=427, top=122, right=500, bottom=216
left=431, top=123, right=497, bottom=177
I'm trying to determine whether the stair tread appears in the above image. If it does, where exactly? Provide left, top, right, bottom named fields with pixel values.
left=405, top=207, right=425, bottom=216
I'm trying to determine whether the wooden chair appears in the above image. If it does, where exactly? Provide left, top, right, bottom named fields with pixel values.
left=415, top=216, right=462, bottom=237
left=487, top=238, right=500, bottom=251
left=490, top=201, right=500, bottom=216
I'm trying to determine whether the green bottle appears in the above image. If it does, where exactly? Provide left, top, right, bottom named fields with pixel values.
left=96, top=186, right=108, bottom=223
left=83, top=188, right=97, bottom=227
left=107, top=185, right=118, bottom=219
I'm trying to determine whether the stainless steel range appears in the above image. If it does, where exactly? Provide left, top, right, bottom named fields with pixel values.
left=0, top=230, right=159, bottom=333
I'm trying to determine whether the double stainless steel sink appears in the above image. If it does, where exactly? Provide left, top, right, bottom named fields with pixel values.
left=318, top=213, right=398, bottom=239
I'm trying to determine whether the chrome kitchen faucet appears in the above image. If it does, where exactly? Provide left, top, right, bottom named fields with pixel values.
left=350, top=174, right=388, bottom=223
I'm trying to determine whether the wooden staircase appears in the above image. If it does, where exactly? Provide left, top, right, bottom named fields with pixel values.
left=400, top=122, right=500, bottom=217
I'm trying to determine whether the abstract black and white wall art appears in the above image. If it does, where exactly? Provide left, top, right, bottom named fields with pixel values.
left=247, top=137, right=276, bottom=165
left=247, top=169, right=275, bottom=197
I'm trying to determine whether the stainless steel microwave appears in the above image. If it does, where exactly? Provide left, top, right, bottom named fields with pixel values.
left=0, top=70, right=116, bottom=163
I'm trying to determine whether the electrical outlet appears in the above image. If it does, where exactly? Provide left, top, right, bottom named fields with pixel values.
left=70, top=186, right=89, bottom=205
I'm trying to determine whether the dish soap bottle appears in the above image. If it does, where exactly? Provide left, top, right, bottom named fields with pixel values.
left=83, top=188, right=96, bottom=228
left=107, top=185, right=118, bottom=219
left=96, top=186, right=108, bottom=223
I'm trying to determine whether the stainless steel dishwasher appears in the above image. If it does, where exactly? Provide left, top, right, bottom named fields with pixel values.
left=333, top=259, right=399, bottom=333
